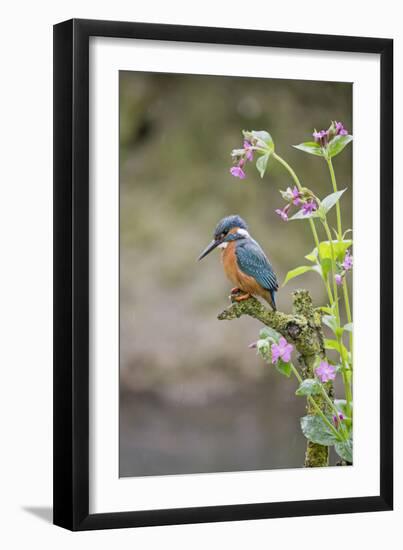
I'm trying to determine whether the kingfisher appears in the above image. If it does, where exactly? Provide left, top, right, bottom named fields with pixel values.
left=198, top=215, right=278, bottom=310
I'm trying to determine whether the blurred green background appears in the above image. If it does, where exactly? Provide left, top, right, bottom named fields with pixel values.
left=119, top=71, right=352, bottom=477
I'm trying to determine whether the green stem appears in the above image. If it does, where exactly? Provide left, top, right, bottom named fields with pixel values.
left=342, top=278, right=353, bottom=359
left=269, top=149, right=352, bottom=438
left=318, top=383, right=349, bottom=439
left=319, top=384, right=339, bottom=419
left=290, top=364, right=342, bottom=441
left=325, top=156, right=353, bottom=369
left=324, top=278, right=334, bottom=306
left=309, top=219, right=321, bottom=251
left=342, top=279, right=352, bottom=324
left=292, top=356, right=347, bottom=439
left=326, top=157, right=342, bottom=241
left=272, top=150, right=352, bottom=422
left=291, top=363, right=303, bottom=384
left=323, top=220, right=340, bottom=322
left=323, top=219, right=353, bottom=419
left=272, top=151, right=323, bottom=263
left=335, top=330, right=353, bottom=419
left=272, top=151, right=337, bottom=313
left=342, top=371, right=353, bottom=419
left=272, top=152, right=303, bottom=192
left=309, top=220, right=334, bottom=305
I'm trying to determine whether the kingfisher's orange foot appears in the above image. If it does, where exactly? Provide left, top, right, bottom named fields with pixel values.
left=233, top=292, right=252, bottom=302
left=230, top=287, right=241, bottom=294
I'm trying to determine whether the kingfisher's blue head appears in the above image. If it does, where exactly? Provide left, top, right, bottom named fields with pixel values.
left=198, top=215, right=249, bottom=260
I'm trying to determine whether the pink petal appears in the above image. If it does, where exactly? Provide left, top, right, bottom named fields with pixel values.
left=282, top=345, right=293, bottom=363
left=271, top=345, right=280, bottom=364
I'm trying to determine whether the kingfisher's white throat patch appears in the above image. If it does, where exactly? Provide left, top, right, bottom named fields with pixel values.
left=218, top=242, right=228, bottom=249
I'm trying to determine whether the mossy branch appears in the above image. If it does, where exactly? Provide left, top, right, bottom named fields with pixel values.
left=218, top=289, right=332, bottom=468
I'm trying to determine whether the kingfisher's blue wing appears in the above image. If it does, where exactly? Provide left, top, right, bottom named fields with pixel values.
left=235, top=239, right=278, bottom=291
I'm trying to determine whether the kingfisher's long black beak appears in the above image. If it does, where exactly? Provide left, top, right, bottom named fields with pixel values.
left=197, top=239, right=220, bottom=261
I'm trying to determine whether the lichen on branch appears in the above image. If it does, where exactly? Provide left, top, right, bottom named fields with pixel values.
left=218, top=289, right=332, bottom=468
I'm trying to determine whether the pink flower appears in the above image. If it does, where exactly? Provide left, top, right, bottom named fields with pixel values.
left=342, top=250, right=353, bottom=271
left=333, top=412, right=345, bottom=425
left=243, top=140, right=254, bottom=162
left=313, top=130, right=327, bottom=141
left=271, top=337, right=293, bottom=364
left=335, top=121, right=349, bottom=136
left=287, top=186, right=301, bottom=205
left=335, top=274, right=343, bottom=285
left=301, top=200, right=317, bottom=215
left=313, top=129, right=329, bottom=146
left=275, top=208, right=288, bottom=222
left=230, top=165, right=246, bottom=179
left=315, top=361, right=336, bottom=383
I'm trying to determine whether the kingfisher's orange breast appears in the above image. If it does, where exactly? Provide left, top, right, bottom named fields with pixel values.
left=221, top=241, right=240, bottom=285
left=221, top=242, right=264, bottom=296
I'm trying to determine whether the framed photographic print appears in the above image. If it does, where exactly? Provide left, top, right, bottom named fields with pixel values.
left=53, top=19, right=393, bottom=530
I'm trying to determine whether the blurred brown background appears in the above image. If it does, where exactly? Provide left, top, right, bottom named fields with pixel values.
left=119, top=71, right=352, bottom=477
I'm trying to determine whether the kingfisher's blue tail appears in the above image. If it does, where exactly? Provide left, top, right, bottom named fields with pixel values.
left=270, top=290, right=277, bottom=311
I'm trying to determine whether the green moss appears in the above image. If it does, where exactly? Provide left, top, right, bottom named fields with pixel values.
left=218, top=289, right=332, bottom=468
left=305, top=440, right=329, bottom=467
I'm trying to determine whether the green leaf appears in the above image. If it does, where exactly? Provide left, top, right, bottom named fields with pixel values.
left=338, top=361, right=352, bottom=375
left=250, top=130, right=274, bottom=149
left=323, top=314, right=338, bottom=334
left=300, top=415, right=339, bottom=445
left=296, top=378, right=322, bottom=397
left=289, top=204, right=325, bottom=220
left=275, top=359, right=292, bottom=377
left=311, top=265, right=322, bottom=278
left=307, top=261, right=331, bottom=282
left=335, top=438, right=353, bottom=462
left=282, top=265, right=314, bottom=286
left=317, top=239, right=352, bottom=262
left=344, top=322, right=353, bottom=332
left=324, top=338, right=348, bottom=358
left=321, top=189, right=346, bottom=214
left=320, top=258, right=332, bottom=280
left=293, top=141, right=324, bottom=157
left=305, top=249, right=318, bottom=263
left=325, top=339, right=339, bottom=351
left=327, top=135, right=353, bottom=158
left=256, top=153, right=270, bottom=178
left=334, top=399, right=349, bottom=416
left=259, top=327, right=280, bottom=342
left=318, top=305, right=333, bottom=315
left=244, top=130, right=274, bottom=152
left=334, top=398, right=353, bottom=416
left=334, top=399, right=353, bottom=433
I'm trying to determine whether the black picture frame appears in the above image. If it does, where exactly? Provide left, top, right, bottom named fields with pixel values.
left=53, top=18, right=393, bottom=531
